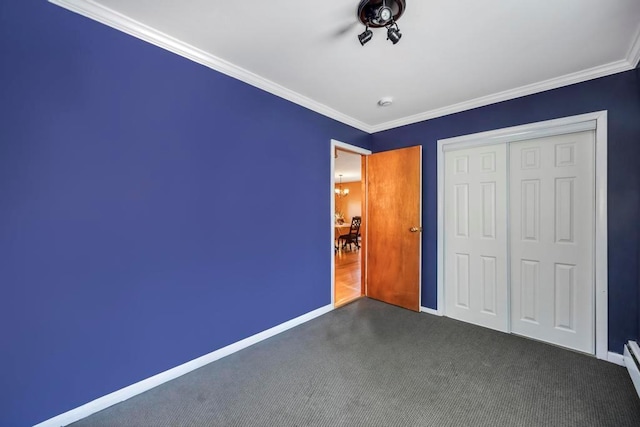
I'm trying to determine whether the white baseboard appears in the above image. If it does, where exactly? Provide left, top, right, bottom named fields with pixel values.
left=624, top=341, right=640, bottom=399
left=34, top=304, right=334, bottom=427
left=607, top=351, right=625, bottom=367
left=420, top=306, right=442, bottom=316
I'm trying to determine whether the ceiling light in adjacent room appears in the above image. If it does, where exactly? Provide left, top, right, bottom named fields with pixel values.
left=335, top=174, right=350, bottom=197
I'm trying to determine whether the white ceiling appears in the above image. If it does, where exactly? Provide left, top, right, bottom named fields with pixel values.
left=53, top=0, right=640, bottom=133
left=335, top=150, right=362, bottom=183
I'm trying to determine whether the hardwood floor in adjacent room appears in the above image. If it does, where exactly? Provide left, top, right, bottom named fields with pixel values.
left=335, top=247, right=362, bottom=307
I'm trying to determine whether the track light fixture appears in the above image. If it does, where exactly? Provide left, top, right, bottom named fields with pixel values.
left=357, top=0, right=406, bottom=46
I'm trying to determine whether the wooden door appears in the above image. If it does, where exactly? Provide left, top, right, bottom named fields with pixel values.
left=366, top=146, right=422, bottom=311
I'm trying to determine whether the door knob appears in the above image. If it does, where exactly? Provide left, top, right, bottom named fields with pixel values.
left=409, top=227, right=422, bottom=232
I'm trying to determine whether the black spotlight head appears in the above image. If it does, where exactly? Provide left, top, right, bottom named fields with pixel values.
left=358, top=28, right=373, bottom=46
left=378, top=6, right=393, bottom=24
left=387, top=25, right=402, bottom=44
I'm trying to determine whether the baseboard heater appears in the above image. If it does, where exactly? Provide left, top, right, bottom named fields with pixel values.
left=624, top=341, right=640, bottom=399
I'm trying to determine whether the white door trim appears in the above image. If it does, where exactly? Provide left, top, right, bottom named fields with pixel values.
left=330, top=140, right=371, bottom=307
left=436, top=111, right=608, bottom=360
left=418, top=146, right=423, bottom=310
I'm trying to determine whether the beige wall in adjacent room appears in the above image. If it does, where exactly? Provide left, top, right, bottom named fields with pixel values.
left=335, top=181, right=362, bottom=222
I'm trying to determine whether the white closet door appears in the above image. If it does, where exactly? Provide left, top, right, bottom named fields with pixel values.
left=510, top=131, right=595, bottom=354
left=445, top=144, right=508, bottom=332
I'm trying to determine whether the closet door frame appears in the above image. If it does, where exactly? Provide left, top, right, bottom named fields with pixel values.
left=436, top=111, right=608, bottom=361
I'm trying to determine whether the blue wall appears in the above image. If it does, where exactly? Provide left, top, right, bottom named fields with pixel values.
left=3, top=2, right=639, bottom=426
left=0, top=2, right=369, bottom=426
left=372, top=69, right=640, bottom=355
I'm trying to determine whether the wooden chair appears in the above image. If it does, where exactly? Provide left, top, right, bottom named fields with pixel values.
left=339, top=216, right=361, bottom=250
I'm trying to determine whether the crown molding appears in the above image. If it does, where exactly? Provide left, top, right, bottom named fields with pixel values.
left=50, top=1, right=640, bottom=136
left=627, top=23, right=640, bottom=68
left=49, top=0, right=374, bottom=133
left=370, top=58, right=636, bottom=133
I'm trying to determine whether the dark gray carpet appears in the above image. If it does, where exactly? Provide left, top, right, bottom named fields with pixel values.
left=72, top=298, right=640, bottom=426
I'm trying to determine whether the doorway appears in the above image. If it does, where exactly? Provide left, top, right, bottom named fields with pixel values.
left=333, top=149, right=364, bottom=306
left=331, top=140, right=423, bottom=312
left=437, top=111, right=608, bottom=359
left=332, top=142, right=369, bottom=307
